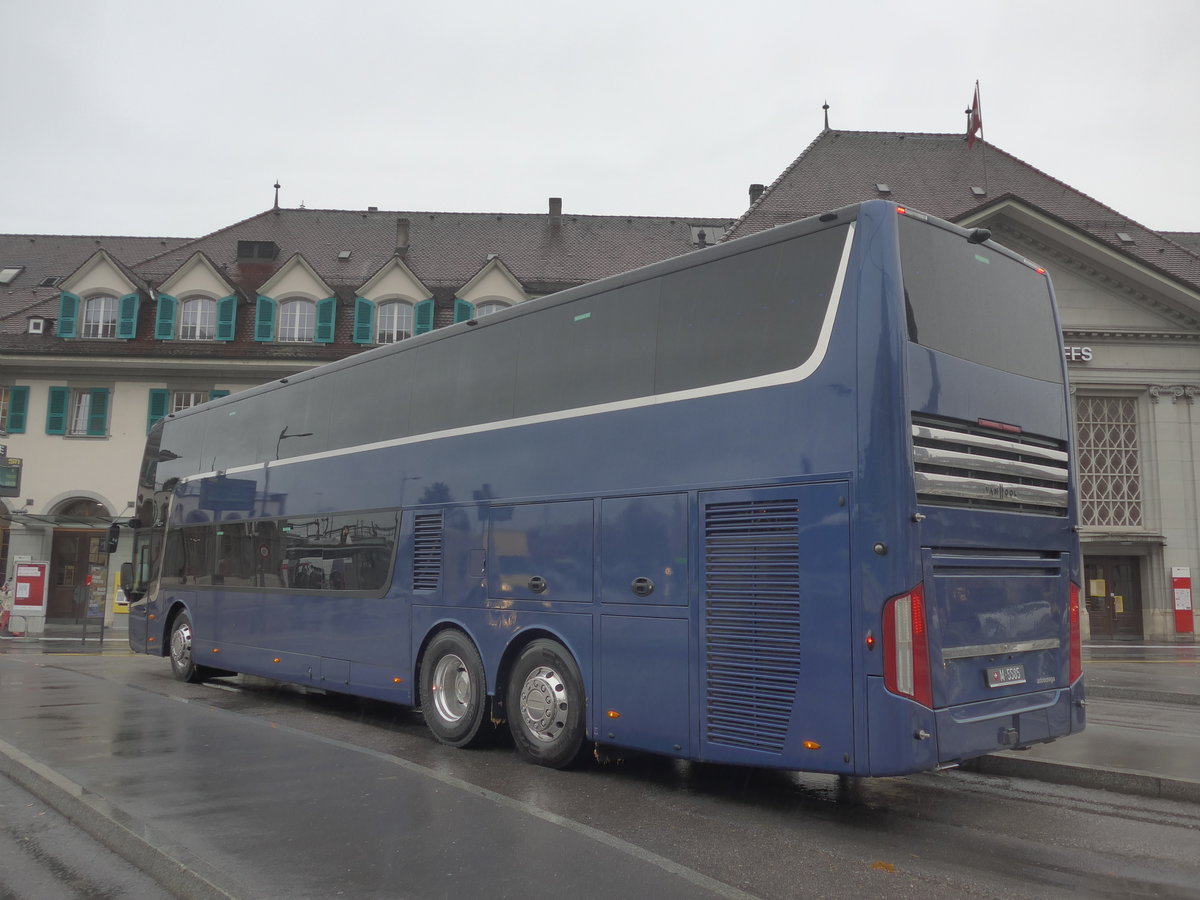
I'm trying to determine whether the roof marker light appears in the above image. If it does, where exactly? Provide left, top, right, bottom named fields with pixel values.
left=896, top=207, right=907, bottom=215
left=978, top=418, right=1022, bottom=434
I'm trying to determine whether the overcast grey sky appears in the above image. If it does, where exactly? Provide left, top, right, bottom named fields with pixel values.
left=3, top=0, right=1197, bottom=238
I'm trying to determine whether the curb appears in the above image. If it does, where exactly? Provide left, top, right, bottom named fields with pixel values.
left=1086, top=685, right=1200, bottom=706
left=965, top=753, right=1200, bottom=804
left=0, top=738, right=243, bottom=900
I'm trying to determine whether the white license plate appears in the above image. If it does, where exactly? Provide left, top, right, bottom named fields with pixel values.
left=986, top=664, right=1026, bottom=688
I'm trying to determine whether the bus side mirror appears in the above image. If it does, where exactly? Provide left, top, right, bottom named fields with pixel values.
left=107, top=523, right=121, bottom=554
left=120, top=562, right=135, bottom=593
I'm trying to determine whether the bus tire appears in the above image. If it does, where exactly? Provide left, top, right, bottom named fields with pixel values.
left=419, top=630, right=490, bottom=748
left=506, top=639, right=588, bottom=769
left=168, top=612, right=211, bottom=684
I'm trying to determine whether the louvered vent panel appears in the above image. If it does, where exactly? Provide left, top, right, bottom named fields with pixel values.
left=703, top=498, right=802, bottom=753
left=912, top=415, right=1070, bottom=516
left=412, top=512, right=443, bottom=591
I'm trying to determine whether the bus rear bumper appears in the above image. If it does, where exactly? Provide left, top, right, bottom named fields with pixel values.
left=934, top=677, right=1086, bottom=765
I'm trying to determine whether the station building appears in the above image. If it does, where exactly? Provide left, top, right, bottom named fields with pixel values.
left=2, top=123, right=1197, bottom=641
left=727, top=128, right=1200, bottom=641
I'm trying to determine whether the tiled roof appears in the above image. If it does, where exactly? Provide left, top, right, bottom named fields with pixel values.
left=134, top=206, right=730, bottom=300
left=1164, top=232, right=1200, bottom=255
left=0, top=234, right=190, bottom=324
left=0, top=207, right=729, bottom=334
left=726, top=130, right=1200, bottom=292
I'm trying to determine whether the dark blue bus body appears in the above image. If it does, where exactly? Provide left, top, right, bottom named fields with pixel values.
left=127, top=200, right=1084, bottom=776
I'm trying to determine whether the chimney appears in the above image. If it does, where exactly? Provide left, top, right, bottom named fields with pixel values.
left=368, top=206, right=378, bottom=212
left=549, top=197, right=562, bottom=225
left=396, top=217, right=410, bottom=252
left=749, top=183, right=765, bottom=204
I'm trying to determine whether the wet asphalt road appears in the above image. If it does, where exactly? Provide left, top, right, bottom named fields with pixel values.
left=1, top=643, right=1198, bottom=900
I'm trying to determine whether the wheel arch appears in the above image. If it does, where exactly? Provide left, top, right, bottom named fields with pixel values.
left=161, top=599, right=191, bottom=649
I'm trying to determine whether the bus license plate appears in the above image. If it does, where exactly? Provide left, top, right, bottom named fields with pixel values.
left=987, top=664, right=1026, bottom=688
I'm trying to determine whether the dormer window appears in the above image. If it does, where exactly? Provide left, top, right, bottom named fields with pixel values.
left=376, top=300, right=414, bottom=343
left=278, top=298, right=316, bottom=342
left=179, top=296, right=217, bottom=341
left=82, top=295, right=118, bottom=338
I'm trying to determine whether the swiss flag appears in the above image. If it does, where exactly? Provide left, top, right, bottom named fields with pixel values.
left=966, top=83, right=983, bottom=149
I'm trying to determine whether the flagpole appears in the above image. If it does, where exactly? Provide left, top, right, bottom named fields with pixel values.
left=966, top=80, right=988, bottom=194
left=978, top=81, right=988, bottom=195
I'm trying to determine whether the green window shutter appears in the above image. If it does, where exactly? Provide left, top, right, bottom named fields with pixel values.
left=117, top=292, right=140, bottom=339
left=453, top=298, right=475, bottom=323
left=209, top=389, right=230, bottom=401
left=58, top=292, right=80, bottom=338
left=414, top=298, right=435, bottom=335
left=155, top=293, right=177, bottom=340
left=87, top=388, right=110, bottom=436
left=315, top=296, right=337, bottom=343
left=147, top=388, right=170, bottom=433
left=215, top=295, right=237, bottom=341
left=352, top=297, right=375, bottom=344
left=46, top=386, right=69, bottom=434
left=254, top=295, right=277, bottom=342
left=6, top=386, right=29, bottom=433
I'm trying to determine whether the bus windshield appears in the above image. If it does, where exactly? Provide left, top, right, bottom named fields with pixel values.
left=899, top=214, right=1063, bottom=383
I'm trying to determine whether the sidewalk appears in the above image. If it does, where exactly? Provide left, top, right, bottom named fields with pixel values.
left=967, top=641, right=1200, bottom=802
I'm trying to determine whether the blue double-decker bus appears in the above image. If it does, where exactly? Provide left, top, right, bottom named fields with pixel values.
left=124, top=200, right=1084, bottom=775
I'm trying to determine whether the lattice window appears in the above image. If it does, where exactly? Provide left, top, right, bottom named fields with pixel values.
left=1075, top=396, right=1142, bottom=527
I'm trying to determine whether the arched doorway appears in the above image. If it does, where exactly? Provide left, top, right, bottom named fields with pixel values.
left=48, top=498, right=112, bottom=622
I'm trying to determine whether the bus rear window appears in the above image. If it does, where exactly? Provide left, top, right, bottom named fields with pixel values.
left=899, top=216, right=1063, bottom=383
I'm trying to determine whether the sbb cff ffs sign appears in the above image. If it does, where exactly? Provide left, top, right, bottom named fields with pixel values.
left=0, top=457, right=21, bottom=498
left=1173, top=567, right=1194, bottom=634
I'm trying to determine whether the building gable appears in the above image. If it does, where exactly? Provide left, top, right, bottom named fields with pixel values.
left=60, top=250, right=139, bottom=298
left=457, top=257, right=528, bottom=306
left=357, top=256, right=433, bottom=303
left=256, top=254, right=335, bottom=300
left=157, top=252, right=237, bottom=300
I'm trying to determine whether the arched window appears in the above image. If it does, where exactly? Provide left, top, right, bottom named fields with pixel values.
left=377, top=300, right=414, bottom=343
left=82, top=295, right=117, bottom=338
left=475, top=300, right=511, bottom=319
left=178, top=296, right=216, bottom=340
left=278, top=298, right=315, bottom=342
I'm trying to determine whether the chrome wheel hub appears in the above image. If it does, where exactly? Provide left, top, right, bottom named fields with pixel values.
left=171, top=622, right=192, bottom=668
left=519, top=665, right=568, bottom=743
left=431, top=654, right=471, bottom=723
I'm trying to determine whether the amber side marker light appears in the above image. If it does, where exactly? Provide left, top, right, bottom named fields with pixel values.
left=607, top=710, right=621, bottom=719
left=273, top=657, right=281, bottom=664
left=212, top=648, right=220, bottom=654
left=803, top=740, right=822, bottom=751
left=393, top=677, right=403, bottom=684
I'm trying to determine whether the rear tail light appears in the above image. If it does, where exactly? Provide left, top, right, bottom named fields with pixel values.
left=882, top=584, right=933, bottom=707
left=1068, top=582, right=1082, bottom=683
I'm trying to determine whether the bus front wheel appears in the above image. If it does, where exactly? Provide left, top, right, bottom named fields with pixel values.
left=419, top=630, right=491, bottom=748
left=507, top=639, right=587, bottom=769
left=168, top=612, right=211, bottom=683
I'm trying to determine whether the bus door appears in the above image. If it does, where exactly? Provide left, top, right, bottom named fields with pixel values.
left=697, top=483, right=853, bottom=772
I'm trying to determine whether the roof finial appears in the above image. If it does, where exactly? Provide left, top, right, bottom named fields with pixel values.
left=273, top=180, right=281, bottom=211
left=823, top=100, right=830, bottom=131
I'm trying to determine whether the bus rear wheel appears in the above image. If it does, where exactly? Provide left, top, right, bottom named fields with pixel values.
left=506, top=639, right=587, bottom=769
left=419, top=630, right=490, bottom=748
